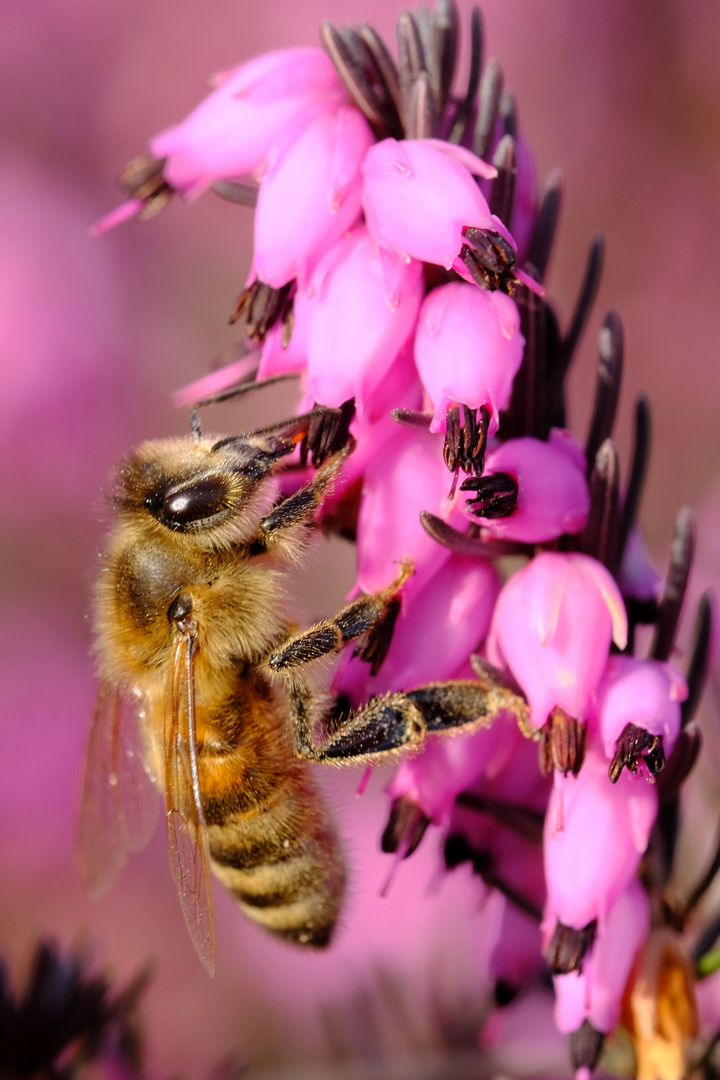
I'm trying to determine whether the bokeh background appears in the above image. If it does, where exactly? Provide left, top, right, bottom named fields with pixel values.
left=2, top=0, right=720, bottom=1074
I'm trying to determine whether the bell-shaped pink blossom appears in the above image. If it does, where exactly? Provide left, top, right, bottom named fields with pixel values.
left=414, top=282, right=524, bottom=436
left=545, top=746, right=657, bottom=929
left=554, top=879, right=650, bottom=1035
left=487, top=553, right=628, bottom=729
left=338, top=553, right=500, bottom=704
left=353, top=426, right=467, bottom=600
left=362, top=137, right=504, bottom=270
left=473, top=430, right=590, bottom=542
left=150, top=49, right=347, bottom=194
left=596, top=656, right=687, bottom=761
left=304, top=228, right=424, bottom=416
left=253, top=105, right=374, bottom=288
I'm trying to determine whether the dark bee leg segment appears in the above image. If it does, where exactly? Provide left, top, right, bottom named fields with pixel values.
left=269, top=561, right=412, bottom=671
left=253, top=442, right=354, bottom=548
left=301, top=679, right=528, bottom=763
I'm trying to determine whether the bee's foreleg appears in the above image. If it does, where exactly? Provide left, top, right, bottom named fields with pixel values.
left=268, top=560, right=412, bottom=673
left=301, top=679, right=528, bottom=763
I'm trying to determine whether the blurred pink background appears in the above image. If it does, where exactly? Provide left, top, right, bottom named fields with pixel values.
left=2, top=0, right=720, bottom=1074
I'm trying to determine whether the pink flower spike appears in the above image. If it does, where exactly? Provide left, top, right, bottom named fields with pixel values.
left=89, top=198, right=143, bottom=237
left=554, top=879, right=650, bottom=1035
left=171, top=350, right=261, bottom=408
left=305, top=229, right=424, bottom=415
left=545, top=746, right=657, bottom=928
left=254, top=106, right=373, bottom=288
left=487, top=553, right=627, bottom=729
left=596, top=655, right=687, bottom=762
left=149, top=49, right=347, bottom=192
left=472, top=433, right=590, bottom=542
left=414, top=283, right=524, bottom=436
left=362, top=138, right=499, bottom=268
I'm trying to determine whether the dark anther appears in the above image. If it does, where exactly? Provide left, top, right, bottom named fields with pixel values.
left=609, top=722, right=665, bottom=783
left=461, top=471, right=518, bottom=519
left=443, top=404, right=491, bottom=476
left=538, top=707, right=587, bottom=777
left=585, top=312, right=624, bottom=474
left=391, top=407, right=433, bottom=428
left=651, top=507, right=695, bottom=663
left=300, top=399, right=356, bottom=467
left=527, top=169, right=563, bottom=284
left=578, top=439, right=621, bottom=574
left=118, top=153, right=173, bottom=219
left=545, top=919, right=597, bottom=975
left=381, top=795, right=430, bottom=858
left=488, top=134, right=517, bottom=228
left=448, top=5, right=483, bottom=144
left=569, top=1019, right=606, bottom=1072
left=443, top=405, right=462, bottom=472
left=229, top=280, right=293, bottom=342
left=356, top=597, right=401, bottom=676
left=682, top=593, right=713, bottom=727
left=320, top=22, right=404, bottom=140
left=460, top=228, right=518, bottom=294
left=617, top=395, right=651, bottom=569
left=472, top=57, right=503, bottom=161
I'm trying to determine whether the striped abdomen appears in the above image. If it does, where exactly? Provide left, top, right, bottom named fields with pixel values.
left=197, top=678, right=347, bottom=947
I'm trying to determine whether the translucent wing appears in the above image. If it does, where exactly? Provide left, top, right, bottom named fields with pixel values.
left=165, top=632, right=217, bottom=976
left=78, top=682, right=160, bottom=898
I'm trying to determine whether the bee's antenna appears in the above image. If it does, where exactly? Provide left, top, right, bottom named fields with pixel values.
left=190, top=407, right=202, bottom=441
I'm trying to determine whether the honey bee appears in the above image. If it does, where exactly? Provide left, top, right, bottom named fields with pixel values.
left=79, top=411, right=515, bottom=974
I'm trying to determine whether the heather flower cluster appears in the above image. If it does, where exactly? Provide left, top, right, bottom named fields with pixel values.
left=97, top=5, right=714, bottom=1078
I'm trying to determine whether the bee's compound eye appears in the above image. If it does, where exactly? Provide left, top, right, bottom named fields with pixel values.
left=162, top=476, right=232, bottom=527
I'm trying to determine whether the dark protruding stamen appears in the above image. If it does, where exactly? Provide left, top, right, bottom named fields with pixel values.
left=527, top=169, right=563, bottom=284
left=448, top=6, right=483, bottom=144
left=357, top=24, right=403, bottom=116
left=381, top=795, right=430, bottom=858
left=434, top=0, right=460, bottom=111
left=118, top=154, right=173, bottom=219
left=554, top=235, right=605, bottom=404
left=444, top=835, right=543, bottom=922
left=472, top=58, right=503, bottom=161
left=578, top=439, right=621, bottom=574
left=397, top=9, right=428, bottom=134
left=463, top=403, right=490, bottom=474
left=609, top=723, right=665, bottom=783
left=585, top=312, right=624, bottom=474
left=420, top=510, right=530, bottom=557
left=229, top=280, right=293, bottom=341
left=488, top=134, right=517, bottom=229
left=391, top=407, right=433, bottom=428
left=569, top=1020, right=606, bottom=1072
left=617, top=395, right=651, bottom=568
left=356, top=596, right=401, bottom=676
left=460, top=227, right=518, bottom=293
left=443, top=405, right=462, bottom=472
left=498, top=88, right=517, bottom=138
left=407, top=70, right=435, bottom=139
left=545, top=919, right=597, bottom=975
left=656, top=724, right=702, bottom=807
left=682, top=594, right=713, bottom=728
left=320, top=22, right=404, bottom=140
left=211, top=180, right=258, bottom=208
left=455, top=790, right=544, bottom=848
left=538, top=707, right=587, bottom=777
left=651, top=508, right=695, bottom=663
left=461, top=471, right=518, bottom=518
left=302, top=398, right=356, bottom=466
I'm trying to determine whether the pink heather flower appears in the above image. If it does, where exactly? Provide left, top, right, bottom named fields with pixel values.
left=554, top=879, right=650, bottom=1034
left=253, top=105, right=374, bottom=288
left=472, top=430, right=590, bottom=542
left=487, top=552, right=628, bottom=730
left=305, top=228, right=424, bottom=415
left=361, top=137, right=504, bottom=270
left=338, top=553, right=500, bottom=703
left=150, top=48, right=347, bottom=194
left=544, top=745, right=658, bottom=928
left=596, top=655, right=687, bottom=761
left=414, top=282, right=524, bottom=436
left=353, top=426, right=466, bottom=599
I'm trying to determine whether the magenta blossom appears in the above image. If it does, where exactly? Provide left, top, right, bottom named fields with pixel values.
left=414, top=282, right=524, bottom=436
left=252, top=105, right=374, bottom=288
left=544, top=746, right=658, bottom=929
left=487, top=553, right=627, bottom=730
left=150, top=48, right=347, bottom=194
left=362, top=137, right=502, bottom=269
left=595, top=655, right=687, bottom=762
left=554, top=879, right=650, bottom=1035
left=472, top=430, right=590, bottom=542
left=305, top=228, right=424, bottom=415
